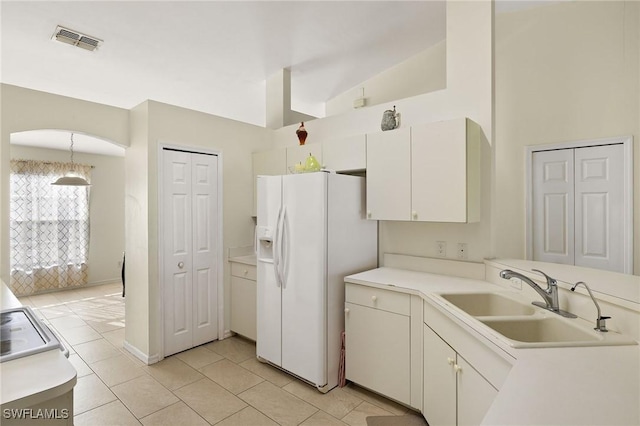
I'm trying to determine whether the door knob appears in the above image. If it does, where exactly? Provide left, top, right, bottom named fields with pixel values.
left=371, top=295, right=377, bottom=303
left=178, top=261, right=184, bottom=269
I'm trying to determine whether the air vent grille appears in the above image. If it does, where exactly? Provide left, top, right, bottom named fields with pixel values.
left=52, top=26, right=102, bottom=51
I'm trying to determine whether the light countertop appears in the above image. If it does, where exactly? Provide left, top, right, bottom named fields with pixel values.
left=229, top=254, right=257, bottom=266
left=0, top=281, right=77, bottom=408
left=345, top=267, right=640, bottom=425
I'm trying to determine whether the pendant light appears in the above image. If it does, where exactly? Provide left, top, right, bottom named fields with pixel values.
left=51, top=133, right=91, bottom=186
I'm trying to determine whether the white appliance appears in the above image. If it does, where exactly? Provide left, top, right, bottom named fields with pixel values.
left=256, top=172, right=377, bottom=392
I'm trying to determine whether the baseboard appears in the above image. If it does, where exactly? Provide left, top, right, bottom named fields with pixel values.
left=86, top=279, right=122, bottom=287
left=123, top=340, right=159, bottom=365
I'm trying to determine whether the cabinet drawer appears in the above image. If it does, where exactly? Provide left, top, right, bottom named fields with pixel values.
left=346, top=284, right=410, bottom=316
left=231, top=262, right=256, bottom=280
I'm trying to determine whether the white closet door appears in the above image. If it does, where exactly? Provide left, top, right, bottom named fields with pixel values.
left=191, top=153, right=219, bottom=346
left=574, top=144, right=624, bottom=272
left=532, top=149, right=575, bottom=265
left=163, top=149, right=219, bottom=357
left=163, top=150, right=194, bottom=356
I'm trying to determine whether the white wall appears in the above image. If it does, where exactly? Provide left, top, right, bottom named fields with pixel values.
left=272, top=1, right=494, bottom=265
left=494, top=1, right=640, bottom=274
left=0, top=84, right=129, bottom=284
left=325, top=40, right=447, bottom=117
left=125, top=100, right=271, bottom=361
left=10, top=145, right=125, bottom=286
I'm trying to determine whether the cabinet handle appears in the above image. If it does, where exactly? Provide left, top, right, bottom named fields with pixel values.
left=367, top=210, right=372, bottom=219
left=412, top=210, right=418, bottom=220
left=243, top=269, right=249, bottom=276
left=454, top=364, right=463, bottom=373
left=371, top=295, right=377, bottom=303
left=447, top=357, right=455, bottom=365
left=344, top=308, right=350, bottom=314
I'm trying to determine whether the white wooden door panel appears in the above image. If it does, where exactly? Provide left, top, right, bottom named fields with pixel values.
left=164, top=150, right=194, bottom=356
left=366, top=127, right=411, bottom=220
left=457, top=355, right=498, bottom=426
left=191, top=153, right=218, bottom=346
left=574, top=144, right=624, bottom=272
left=423, top=324, right=456, bottom=426
left=345, top=302, right=411, bottom=405
left=532, top=149, right=574, bottom=265
left=412, top=119, right=467, bottom=222
left=163, top=149, right=218, bottom=357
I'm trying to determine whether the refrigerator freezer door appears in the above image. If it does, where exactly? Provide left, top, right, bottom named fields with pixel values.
left=280, top=173, right=328, bottom=386
left=256, top=175, right=283, bottom=366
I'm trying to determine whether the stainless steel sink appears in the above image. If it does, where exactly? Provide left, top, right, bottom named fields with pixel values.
left=439, top=292, right=535, bottom=316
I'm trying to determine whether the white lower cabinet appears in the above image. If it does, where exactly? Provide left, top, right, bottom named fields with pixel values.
left=345, top=284, right=412, bottom=405
left=345, top=302, right=411, bottom=404
left=230, top=261, right=257, bottom=340
left=423, top=324, right=498, bottom=426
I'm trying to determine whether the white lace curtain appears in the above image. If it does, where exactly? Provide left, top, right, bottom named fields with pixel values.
left=9, top=159, right=91, bottom=296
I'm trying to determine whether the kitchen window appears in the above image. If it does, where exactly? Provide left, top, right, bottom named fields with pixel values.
left=9, top=159, right=91, bottom=296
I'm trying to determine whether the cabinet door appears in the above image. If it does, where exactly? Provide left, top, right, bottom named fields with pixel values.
left=322, top=134, right=366, bottom=172
left=345, top=302, right=411, bottom=405
left=252, top=149, right=286, bottom=216
left=230, top=276, right=256, bottom=340
left=366, top=127, right=411, bottom=220
left=423, top=324, right=456, bottom=426
left=457, top=355, right=498, bottom=426
left=412, top=118, right=478, bottom=222
left=286, top=144, right=323, bottom=172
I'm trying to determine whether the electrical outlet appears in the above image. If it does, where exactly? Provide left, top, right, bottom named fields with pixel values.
left=436, top=241, right=447, bottom=257
left=457, top=243, right=468, bottom=260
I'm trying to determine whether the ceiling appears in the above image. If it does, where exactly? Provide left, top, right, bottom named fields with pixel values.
left=2, top=1, right=557, bottom=156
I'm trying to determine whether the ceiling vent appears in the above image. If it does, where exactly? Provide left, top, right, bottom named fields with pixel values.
left=52, top=26, right=102, bottom=51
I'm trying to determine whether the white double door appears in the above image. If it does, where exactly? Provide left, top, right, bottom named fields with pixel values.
left=532, top=144, right=625, bottom=272
left=163, top=148, right=219, bottom=357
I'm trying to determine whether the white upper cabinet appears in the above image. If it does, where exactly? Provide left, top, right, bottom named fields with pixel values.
left=412, top=118, right=480, bottom=223
left=322, top=134, right=367, bottom=172
left=366, top=118, right=480, bottom=222
left=366, top=127, right=412, bottom=220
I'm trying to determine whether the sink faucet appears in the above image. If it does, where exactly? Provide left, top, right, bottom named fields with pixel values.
left=499, top=269, right=577, bottom=318
left=571, top=281, right=610, bottom=332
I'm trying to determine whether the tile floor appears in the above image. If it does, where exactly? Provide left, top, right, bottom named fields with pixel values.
left=19, top=282, right=421, bottom=425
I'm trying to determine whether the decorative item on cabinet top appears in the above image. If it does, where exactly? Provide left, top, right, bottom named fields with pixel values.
left=288, top=153, right=321, bottom=173
left=296, top=122, right=308, bottom=145
left=381, top=106, right=400, bottom=131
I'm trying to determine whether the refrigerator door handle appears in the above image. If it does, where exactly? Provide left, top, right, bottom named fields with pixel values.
left=273, top=206, right=283, bottom=288
left=280, top=207, right=288, bottom=289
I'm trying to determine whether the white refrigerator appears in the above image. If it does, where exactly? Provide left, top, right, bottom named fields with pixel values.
left=256, top=172, right=377, bottom=392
